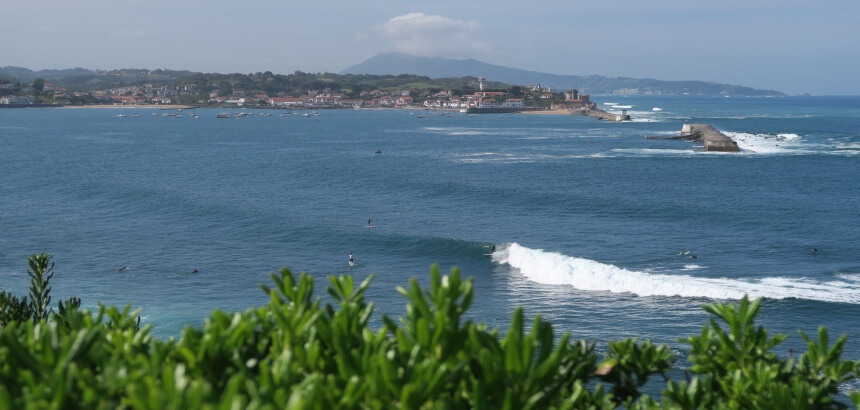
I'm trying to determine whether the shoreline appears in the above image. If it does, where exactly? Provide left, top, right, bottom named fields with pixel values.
left=45, top=104, right=570, bottom=115
left=519, top=109, right=569, bottom=115
left=59, top=104, right=198, bottom=110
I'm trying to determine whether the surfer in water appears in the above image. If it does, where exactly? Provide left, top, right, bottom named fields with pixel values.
left=116, top=266, right=129, bottom=272
left=367, top=219, right=372, bottom=227
left=349, top=252, right=355, bottom=266
left=491, top=244, right=496, bottom=252
left=812, top=247, right=818, bottom=256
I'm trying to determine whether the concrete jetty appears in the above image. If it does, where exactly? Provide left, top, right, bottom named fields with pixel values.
left=646, top=124, right=739, bottom=152
left=571, top=108, right=630, bottom=122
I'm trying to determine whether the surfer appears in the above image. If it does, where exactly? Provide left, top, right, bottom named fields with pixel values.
left=192, top=269, right=199, bottom=274
left=812, top=247, right=818, bottom=255
left=367, top=219, right=372, bottom=227
left=375, top=149, right=382, bottom=154
left=491, top=244, right=496, bottom=252
left=116, top=266, right=129, bottom=272
left=349, top=252, right=354, bottom=266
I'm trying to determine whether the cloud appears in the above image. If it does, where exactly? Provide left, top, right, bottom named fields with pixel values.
left=373, top=12, right=489, bottom=57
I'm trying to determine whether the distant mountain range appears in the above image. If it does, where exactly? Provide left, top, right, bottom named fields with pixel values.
left=342, top=52, right=783, bottom=96
left=1, top=55, right=783, bottom=97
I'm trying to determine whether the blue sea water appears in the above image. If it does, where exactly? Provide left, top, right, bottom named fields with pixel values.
left=1, top=97, right=858, bottom=363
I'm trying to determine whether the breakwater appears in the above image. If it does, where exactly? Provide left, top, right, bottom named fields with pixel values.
left=646, top=124, right=739, bottom=152
left=460, top=107, right=541, bottom=114
left=571, top=108, right=630, bottom=122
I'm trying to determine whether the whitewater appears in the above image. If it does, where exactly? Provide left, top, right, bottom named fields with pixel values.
left=499, top=243, right=860, bottom=304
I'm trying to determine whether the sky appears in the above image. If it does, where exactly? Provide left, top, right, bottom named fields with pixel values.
left=2, top=0, right=859, bottom=95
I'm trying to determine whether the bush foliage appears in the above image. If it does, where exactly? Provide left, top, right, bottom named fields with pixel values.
left=1, top=254, right=858, bottom=408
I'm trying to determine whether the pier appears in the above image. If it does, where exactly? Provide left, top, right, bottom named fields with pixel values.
left=571, top=108, right=630, bottom=122
left=460, top=107, right=541, bottom=114
left=646, top=124, right=739, bottom=152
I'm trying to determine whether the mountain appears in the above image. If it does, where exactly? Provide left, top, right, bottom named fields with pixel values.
left=341, top=52, right=783, bottom=96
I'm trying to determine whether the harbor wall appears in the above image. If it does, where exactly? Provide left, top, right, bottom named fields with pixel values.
left=460, top=107, right=541, bottom=114
left=646, top=124, right=739, bottom=152
left=682, top=124, right=740, bottom=152
left=571, top=108, right=630, bottom=122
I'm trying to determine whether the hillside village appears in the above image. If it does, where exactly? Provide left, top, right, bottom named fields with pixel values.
left=0, top=77, right=576, bottom=110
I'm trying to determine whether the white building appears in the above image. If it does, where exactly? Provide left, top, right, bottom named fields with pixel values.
left=501, top=98, right=525, bottom=108
left=0, top=95, right=37, bottom=104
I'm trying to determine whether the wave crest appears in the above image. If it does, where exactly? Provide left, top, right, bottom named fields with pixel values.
left=497, top=243, right=860, bottom=303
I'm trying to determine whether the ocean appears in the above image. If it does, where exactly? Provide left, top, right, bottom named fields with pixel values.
left=1, top=96, right=858, bottom=363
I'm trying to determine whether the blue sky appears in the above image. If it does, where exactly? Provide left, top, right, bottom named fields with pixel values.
left=2, top=0, right=858, bottom=95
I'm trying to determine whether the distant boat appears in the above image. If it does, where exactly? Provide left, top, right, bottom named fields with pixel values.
left=116, top=113, right=126, bottom=117
left=611, top=105, right=633, bottom=109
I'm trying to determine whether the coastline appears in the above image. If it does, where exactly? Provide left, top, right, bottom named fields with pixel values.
left=47, top=104, right=569, bottom=115
left=519, top=109, right=569, bottom=115
left=59, top=104, right=198, bottom=110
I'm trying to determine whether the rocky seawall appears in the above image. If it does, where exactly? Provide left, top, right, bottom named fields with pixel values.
left=646, top=124, right=740, bottom=152
left=571, top=108, right=630, bottom=122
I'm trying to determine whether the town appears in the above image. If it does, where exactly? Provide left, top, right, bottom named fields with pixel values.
left=0, top=73, right=597, bottom=112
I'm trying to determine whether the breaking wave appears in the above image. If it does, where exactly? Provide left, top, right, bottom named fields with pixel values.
left=496, top=243, right=860, bottom=304
left=724, top=132, right=808, bottom=154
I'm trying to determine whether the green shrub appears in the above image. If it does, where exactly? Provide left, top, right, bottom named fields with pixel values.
left=0, top=255, right=858, bottom=409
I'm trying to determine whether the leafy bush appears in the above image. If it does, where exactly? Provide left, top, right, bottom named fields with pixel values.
left=0, top=255, right=858, bottom=408
left=0, top=253, right=80, bottom=326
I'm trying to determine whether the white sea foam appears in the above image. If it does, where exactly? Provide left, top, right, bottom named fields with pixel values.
left=683, top=264, right=704, bottom=270
left=498, top=243, right=860, bottom=304
left=610, top=148, right=703, bottom=156
left=835, top=273, right=860, bottom=283
left=450, top=131, right=493, bottom=136
left=834, top=142, right=860, bottom=150
left=464, top=152, right=507, bottom=157
left=724, top=131, right=809, bottom=154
